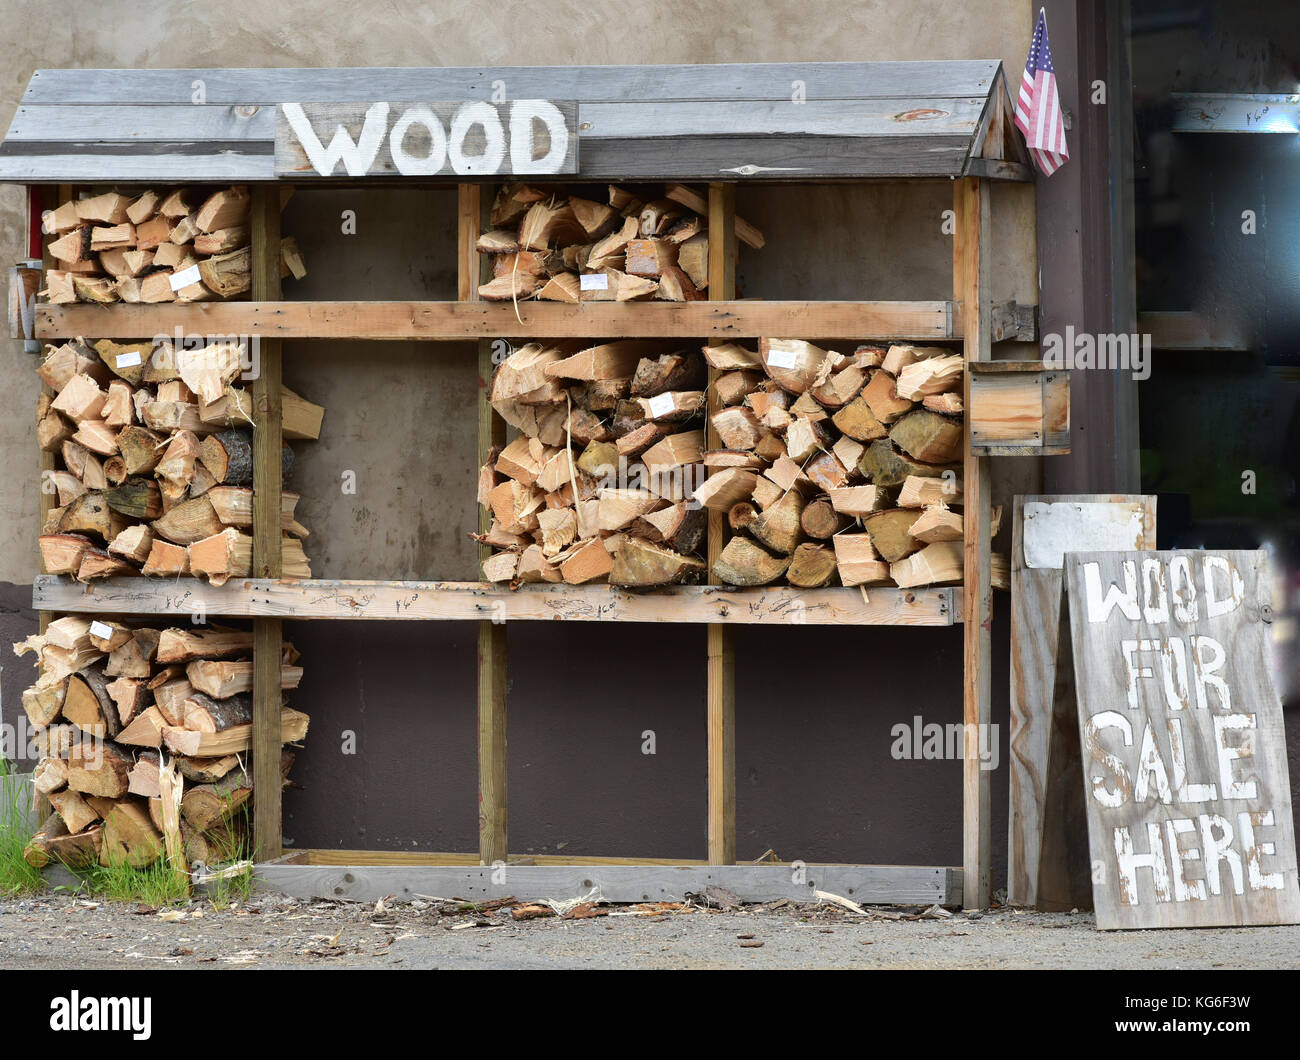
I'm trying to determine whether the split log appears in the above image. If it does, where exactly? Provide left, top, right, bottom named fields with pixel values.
left=63, top=666, right=124, bottom=738
left=888, top=410, right=963, bottom=464
left=49, top=788, right=100, bottom=833
left=909, top=506, right=963, bottom=543
left=890, top=540, right=963, bottom=588
left=786, top=543, right=838, bottom=588
left=748, top=490, right=805, bottom=556
left=151, top=495, right=223, bottom=545
left=858, top=440, right=957, bottom=489
left=833, top=534, right=890, bottom=587
left=713, top=537, right=791, bottom=586
left=861, top=370, right=916, bottom=424
left=162, top=707, right=308, bottom=757
left=608, top=537, right=705, bottom=587
left=691, top=468, right=757, bottom=511
left=864, top=508, right=923, bottom=564
left=558, top=538, right=613, bottom=584
left=156, top=628, right=253, bottom=664
left=66, top=741, right=133, bottom=798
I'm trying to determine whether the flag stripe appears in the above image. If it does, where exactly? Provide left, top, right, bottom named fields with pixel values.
left=1015, top=11, right=1068, bottom=176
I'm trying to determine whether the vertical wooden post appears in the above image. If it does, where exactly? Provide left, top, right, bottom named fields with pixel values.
left=706, top=183, right=737, bottom=865
left=955, top=177, right=992, bottom=908
left=461, top=184, right=508, bottom=865
left=250, top=187, right=284, bottom=863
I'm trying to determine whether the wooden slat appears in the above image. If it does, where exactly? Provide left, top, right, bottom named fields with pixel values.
left=20, top=62, right=1001, bottom=106
left=463, top=183, right=509, bottom=867
left=1007, top=495, right=1155, bottom=909
left=35, top=300, right=957, bottom=341
left=32, top=576, right=961, bottom=626
left=955, top=177, right=992, bottom=910
left=1, top=63, right=1032, bottom=183
left=250, top=187, right=283, bottom=865
left=254, top=860, right=961, bottom=905
left=706, top=183, right=737, bottom=867
left=8, top=99, right=980, bottom=149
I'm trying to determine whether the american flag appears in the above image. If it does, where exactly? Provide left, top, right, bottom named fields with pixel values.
left=1015, top=9, right=1069, bottom=175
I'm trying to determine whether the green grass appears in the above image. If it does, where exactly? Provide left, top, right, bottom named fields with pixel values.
left=0, top=758, right=44, bottom=896
left=74, top=848, right=191, bottom=906
left=203, top=809, right=254, bottom=911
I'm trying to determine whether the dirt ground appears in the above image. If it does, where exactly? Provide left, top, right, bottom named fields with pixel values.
left=2, top=889, right=1298, bottom=969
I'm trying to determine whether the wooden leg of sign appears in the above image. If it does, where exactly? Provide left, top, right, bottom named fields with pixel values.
left=462, top=184, right=509, bottom=866
left=706, top=183, right=737, bottom=866
left=956, top=177, right=992, bottom=909
left=251, top=187, right=284, bottom=864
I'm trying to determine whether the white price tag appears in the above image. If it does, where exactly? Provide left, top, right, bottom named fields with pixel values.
left=169, top=264, right=202, bottom=291
left=648, top=393, right=675, bottom=418
left=114, top=350, right=142, bottom=369
left=88, top=621, right=114, bottom=640
left=579, top=273, right=609, bottom=291
left=767, top=347, right=798, bottom=370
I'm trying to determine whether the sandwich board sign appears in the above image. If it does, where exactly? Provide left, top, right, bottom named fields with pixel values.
left=275, top=100, right=579, bottom=178
left=1064, top=549, right=1300, bottom=929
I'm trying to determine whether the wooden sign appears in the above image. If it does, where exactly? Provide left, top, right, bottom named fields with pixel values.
left=1065, top=549, right=1300, bottom=929
left=275, top=100, right=579, bottom=178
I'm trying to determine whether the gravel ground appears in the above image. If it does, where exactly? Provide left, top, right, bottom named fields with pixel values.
left=2, top=890, right=1298, bottom=969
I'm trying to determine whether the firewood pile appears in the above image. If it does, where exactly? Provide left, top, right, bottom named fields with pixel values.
left=36, top=337, right=323, bottom=584
left=40, top=185, right=306, bottom=304
left=478, top=337, right=984, bottom=589
left=15, top=618, right=307, bottom=870
left=475, top=181, right=763, bottom=302
left=703, top=339, right=977, bottom=589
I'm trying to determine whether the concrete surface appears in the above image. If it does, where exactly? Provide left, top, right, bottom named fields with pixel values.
left=0, top=891, right=1296, bottom=970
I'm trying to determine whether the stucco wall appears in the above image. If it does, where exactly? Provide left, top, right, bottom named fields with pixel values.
left=0, top=0, right=1040, bottom=880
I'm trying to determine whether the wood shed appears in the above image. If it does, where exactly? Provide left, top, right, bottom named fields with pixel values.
left=4, top=60, right=1066, bottom=907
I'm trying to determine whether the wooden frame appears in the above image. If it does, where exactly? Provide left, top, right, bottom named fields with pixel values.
left=11, top=59, right=1047, bottom=905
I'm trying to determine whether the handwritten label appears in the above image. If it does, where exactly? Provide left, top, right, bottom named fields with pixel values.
left=648, top=393, right=675, bottom=418
left=275, top=101, right=579, bottom=178
left=1065, top=550, right=1300, bottom=930
left=169, top=264, right=202, bottom=291
left=114, top=350, right=142, bottom=369
left=767, top=347, right=798, bottom=370
left=579, top=273, right=609, bottom=291
left=88, top=621, right=114, bottom=640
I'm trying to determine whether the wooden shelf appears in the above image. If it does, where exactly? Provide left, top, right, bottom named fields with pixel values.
left=257, top=853, right=962, bottom=905
left=33, top=575, right=962, bottom=626
left=36, top=299, right=967, bottom=342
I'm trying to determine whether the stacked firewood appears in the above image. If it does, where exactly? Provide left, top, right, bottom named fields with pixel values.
left=40, top=185, right=306, bottom=304
left=36, top=337, right=323, bottom=584
left=15, top=618, right=307, bottom=870
left=479, top=339, right=712, bottom=586
left=475, top=182, right=763, bottom=302
left=478, top=338, right=981, bottom=590
left=700, top=339, right=980, bottom=588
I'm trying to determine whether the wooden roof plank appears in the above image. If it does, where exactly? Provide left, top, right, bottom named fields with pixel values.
left=20, top=61, right=1000, bottom=105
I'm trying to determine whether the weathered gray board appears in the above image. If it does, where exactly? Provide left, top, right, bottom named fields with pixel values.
left=1064, top=550, right=1300, bottom=930
left=275, top=101, right=578, bottom=178
left=255, top=862, right=960, bottom=906
left=0, top=61, right=1027, bottom=183
left=1007, top=496, right=1155, bottom=909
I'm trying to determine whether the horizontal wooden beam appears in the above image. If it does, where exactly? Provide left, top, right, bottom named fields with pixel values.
left=255, top=858, right=962, bottom=906
left=33, top=575, right=961, bottom=626
left=291, top=849, right=710, bottom=867
left=36, top=300, right=958, bottom=341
